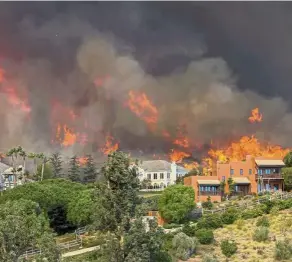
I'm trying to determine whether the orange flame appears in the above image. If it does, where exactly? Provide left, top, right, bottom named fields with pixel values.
left=248, top=108, right=263, bottom=123
left=62, top=125, right=77, bottom=147
left=204, top=135, right=290, bottom=164
left=0, top=67, right=31, bottom=113
left=169, top=149, right=190, bottom=163
left=183, top=162, right=199, bottom=171
left=101, top=134, right=119, bottom=155
left=77, top=157, right=87, bottom=166
left=126, top=90, right=158, bottom=129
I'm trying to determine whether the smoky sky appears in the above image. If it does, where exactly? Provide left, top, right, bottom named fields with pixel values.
left=0, top=2, right=292, bottom=156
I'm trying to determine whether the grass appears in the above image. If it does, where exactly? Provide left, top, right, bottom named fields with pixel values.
left=138, top=191, right=162, bottom=198
left=194, top=208, right=292, bottom=262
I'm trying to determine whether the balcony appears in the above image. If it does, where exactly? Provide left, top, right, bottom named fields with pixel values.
left=199, top=191, right=221, bottom=196
left=256, top=173, right=283, bottom=180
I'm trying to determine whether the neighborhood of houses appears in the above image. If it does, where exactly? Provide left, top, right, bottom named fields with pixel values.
left=0, top=154, right=287, bottom=206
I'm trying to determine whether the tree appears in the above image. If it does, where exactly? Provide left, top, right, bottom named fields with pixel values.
left=50, top=152, right=63, bottom=178
left=0, top=199, right=59, bottom=261
left=282, top=167, right=292, bottom=191
left=284, top=152, right=292, bottom=167
left=92, top=151, right=167, bottom=261
left=141, top=178, right=152, bottom=189
left=227, top=178, right=235, bottom=194
left=158, top=185, right=195, bottom=223
left=36, top=163, right=53, bottom=180
left=83, top=154, right=97, bottom=182
left=67, top=190, right=94, bottom=226
left=172, top=232, right=198, bottom=260
left=37, top=153, right=49, bottom=181
left=68, top=155, right=80, bottom=182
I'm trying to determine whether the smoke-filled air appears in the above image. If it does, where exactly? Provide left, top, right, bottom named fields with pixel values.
left=0, top=3, right=292, bottom=168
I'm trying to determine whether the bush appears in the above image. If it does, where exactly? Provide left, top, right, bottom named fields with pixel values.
left=241, top=205, right=265, bottom=219
left=253, top=226, right=269, bottom=242
left=196, top=214, right=223, bottom=229
left=221, top=208, right=239, bottom=225
left=270, top=205, right=280, bottom=216
left=274, top=239, right=292, bottom=260
left=163, top=223, right=182, bottom=229
left=235, top=219, right=245, bottom=230
left=172, top=232, right=198, bottom=261
left=256, top=216, right=270, bottom=227
left=182, top=222, right=196, bottom=237
left=202, top=196, right=213, bottom=210
left=202, top=254, right=218, bottom=262
left=220, top=240, right=237, bottom=258
left=196, top=228, right=214, bottom=244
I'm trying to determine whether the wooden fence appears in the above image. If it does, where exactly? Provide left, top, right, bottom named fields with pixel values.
left=202, top=191, right=292, bottom=216
left=20, top=226, right=87, bottom=259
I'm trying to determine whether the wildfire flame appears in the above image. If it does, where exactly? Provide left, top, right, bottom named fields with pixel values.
left=126, top=90, right=158, bottom=130
left=101, top=134, right=119, bottom=155
left=248, top=108, right=263, bottom=123
left=204, top=135, right=290, bottom=164
left=169, top=149, right=190, bottom=163
left=183, top=162, right=199, bottom=171
left=77, top=157, right=87, bottom=166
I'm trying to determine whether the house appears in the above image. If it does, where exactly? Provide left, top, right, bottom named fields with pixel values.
left=184, top=155, right=286, bottom=203
left=0, top=163, right=25, bottom=191
left=255, top=158, right=285, bottom=192
left=134, top=160, right=188, bottom=190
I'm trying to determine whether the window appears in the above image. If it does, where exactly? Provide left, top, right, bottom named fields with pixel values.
left=240, top=169, right=243, bottom=175
left=8, top=175, right=13, bottom=182
left=153, top=173, right=157, bottom=179
left=258, top=169, right=262, bottom=175
left=147, top=173, right=151, bottom=180
left=160, top=173, right=164, bottom=179
left=167, top=173, right=170, bottom=179
left=230, top=169, right=234, bottom=175
left=249, top=169, right=252, bottom=175
left=266, top=169, right=271, bottom=174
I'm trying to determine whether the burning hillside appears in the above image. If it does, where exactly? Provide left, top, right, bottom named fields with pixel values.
left=0, top=14, right=291, bottom=166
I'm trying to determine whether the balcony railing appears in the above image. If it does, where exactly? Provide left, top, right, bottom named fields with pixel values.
left=199, top=191, right=221, bottom=196
left=256, top=173, right=283, bottom=180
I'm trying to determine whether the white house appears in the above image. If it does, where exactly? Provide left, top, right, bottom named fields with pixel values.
left=134, top=160, right=188, bottom=190
left=0, top=163, right=25, bottom=191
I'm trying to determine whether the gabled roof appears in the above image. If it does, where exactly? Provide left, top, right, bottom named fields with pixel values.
left=255, top=159, right=285, bottom=167
left=0, top=162, right=11, bottom=174
left=140, top=160, right=172, bottom=172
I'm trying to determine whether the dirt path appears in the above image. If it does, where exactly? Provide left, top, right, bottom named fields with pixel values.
left=61, top=246, right=100, bottom=258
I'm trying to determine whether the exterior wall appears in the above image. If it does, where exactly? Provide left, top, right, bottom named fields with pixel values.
left=148, top=211, right=165, bottom=226
left=184, top=176, right=222, bottom=203
left=216, top=155, right=257, bottom=194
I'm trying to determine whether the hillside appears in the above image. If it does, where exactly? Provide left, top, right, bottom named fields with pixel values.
left=195, top=208, right=292, bottom=262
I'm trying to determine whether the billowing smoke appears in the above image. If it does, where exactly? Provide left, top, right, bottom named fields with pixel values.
left=0, top=3, right=292, bottom=160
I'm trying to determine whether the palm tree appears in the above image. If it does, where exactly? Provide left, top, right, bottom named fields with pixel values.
left=37, top=153, right=48, bottom=181
left=28, top=152, right=37, bottom=179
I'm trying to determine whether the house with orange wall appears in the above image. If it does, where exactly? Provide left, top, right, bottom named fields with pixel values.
left=184, top=155, right=285, bottom=203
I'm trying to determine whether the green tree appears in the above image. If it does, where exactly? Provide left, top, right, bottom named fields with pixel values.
left=83, top=154, right=97, bottom=182
left=68, top=155, right=80, bottom=182
left=284, top=152, right=292, bottom=167
left=227, top=178, right=235, bottom=194
left=36, top=163, right=53, bottom=180
left=158, top=185, right=195, bottom=223
left=92, top=151, right=166, bottom=261
left=50, top=152, right=63, bottom=178
left=0, top=199, right=59, bottom=261
left=67, top=190, right=94, bottom=226
left=281, top=167, right=292, bottom=191
left=37, top=153, right=49, bottom=181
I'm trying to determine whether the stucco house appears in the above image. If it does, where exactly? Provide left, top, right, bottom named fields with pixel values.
left=134, top=160, right=188, bottom=190
left=0, top=163, right=26, bottom=191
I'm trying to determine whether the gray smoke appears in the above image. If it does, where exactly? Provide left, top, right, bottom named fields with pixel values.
left=0, top=2, right=291, bottom=159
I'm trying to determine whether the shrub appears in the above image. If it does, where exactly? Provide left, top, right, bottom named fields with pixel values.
left=202, top=254, right=219, bottom=262
left=235, top=219, right=245, bottom=230
left=196, top=228, right=214, bottom=244
left=274, top=239, right=292, bottom=260
left=196, top=214, right=223, bottom=229
left=202, top=196, right=213, bottom=210
left=163, top=223, right=182, bottom=229
left=182, top=222, right=196, bottom=237
left=241, top=206, right=265, bottom=219
left=220, top=240, right=237, bottom=258
left=256, top=216, right=270, bottom=227
left=221, top=208, right=239, bottom=225
left=253, top=227, right=269, bottom=242
left=172, top=232, right=198, bottom=261
left=270, top=206, right=280, bottom=216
